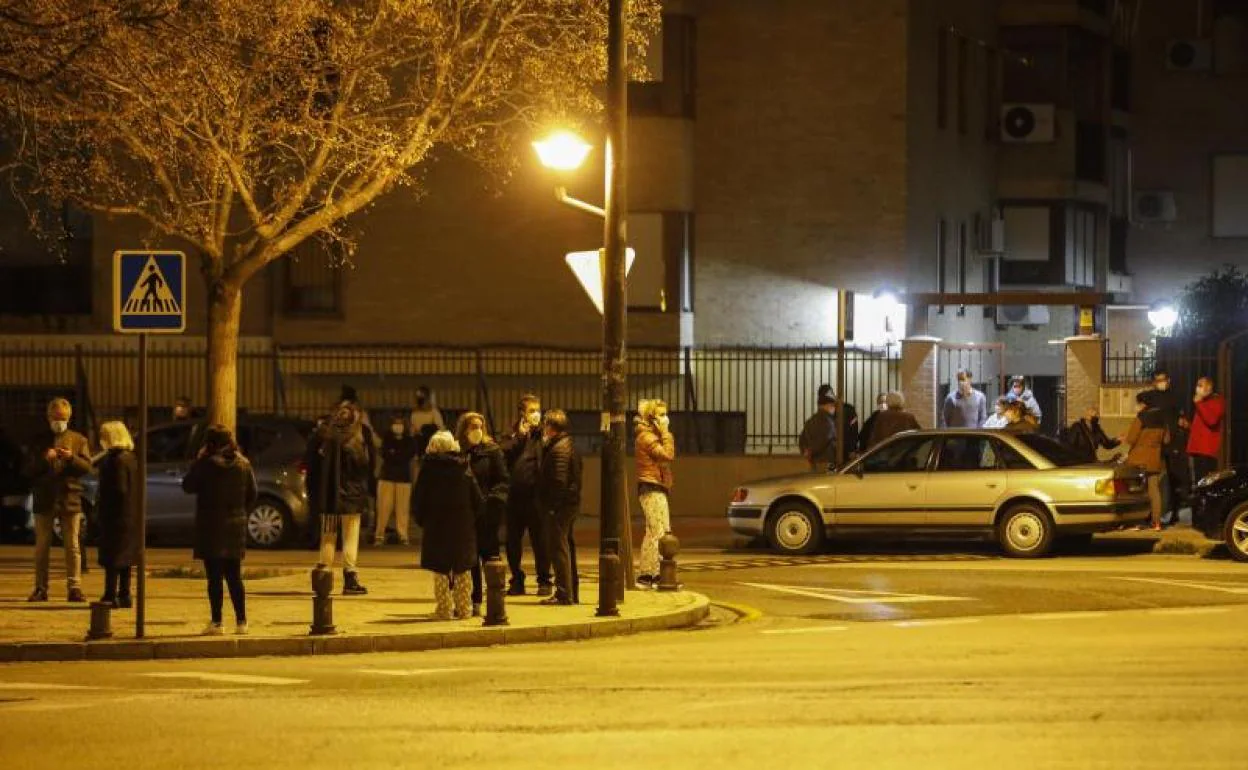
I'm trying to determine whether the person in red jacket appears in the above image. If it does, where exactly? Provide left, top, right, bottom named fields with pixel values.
left=1186, top=376, right=1225, bottom=490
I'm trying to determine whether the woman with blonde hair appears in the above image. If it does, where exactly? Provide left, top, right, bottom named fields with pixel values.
left=96, top=421, right=141, bottom=608
left=634, top=399, right=675, bottom=589
left=455, top=412, right=509, bottom=616
left=411, top=431, right=482, bottom=619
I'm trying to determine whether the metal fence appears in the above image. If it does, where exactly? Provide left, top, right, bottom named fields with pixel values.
left=0, top=341, right=900, bottom=455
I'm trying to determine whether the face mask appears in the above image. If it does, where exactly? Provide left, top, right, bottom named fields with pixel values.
left=467, top=428, right=484, bottom=446
left=526, top=410, right=542, bottom=427
left=1155, top=382, right=1169, bottom=392
left=391, top=425, right=405, bottom=437
left=656, top=416, right=670, bottom=432
left=876, top=403, right=886, bottom=412
left=50, top=421, right=68, bottom=434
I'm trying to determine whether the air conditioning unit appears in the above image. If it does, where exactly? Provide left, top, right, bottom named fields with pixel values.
left=1166, top=39, right=1213, bottom=72
left=1133, top=190, right=1177, bottom=223
left=995, top=305, right=1051, bottom=327
left=976, top=212, right=1006, bottom=254
left=1000, top=104, right=1056, bottom=143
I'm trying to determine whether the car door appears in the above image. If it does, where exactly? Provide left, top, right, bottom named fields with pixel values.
left=144, top=424, right=195, bottom=540
left=833, top=435, right=936, bottom=529
left=924, top=435, right=1005, bottom=530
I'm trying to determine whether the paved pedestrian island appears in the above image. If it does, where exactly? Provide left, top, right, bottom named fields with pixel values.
left=0, top=562, right=708, bottom=663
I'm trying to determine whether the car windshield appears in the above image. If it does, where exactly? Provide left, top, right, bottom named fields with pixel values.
left=1014, top=434, right=1087, bottom=467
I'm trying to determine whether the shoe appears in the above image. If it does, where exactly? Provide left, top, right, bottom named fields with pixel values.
left=116, top=594, right=132, bottom=609
left=235, top=622, right=249, bottom=635
left=536, top=584, right=554, bottom=597
left=98, top=594, right=117, bottom=608
left=372, top=540, right=385, bottom=547
left=636, top=575, right=654, bottom=590
left=202, top=622, right=224, bottom=636
left=472, top=603, right=482, bottom=618
left=27, top=587, right=48, bottom=603
left=539, top=596, right=574, bottom=606
left=1151, top=524, right=1163, bottom=532
left=506, top=583, right=526, bottom=597
left=66, top=587, right=86, bottom=603
left=342, top=571, right=368, bottom=595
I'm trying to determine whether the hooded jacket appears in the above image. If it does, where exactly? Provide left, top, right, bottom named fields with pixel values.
left=634, top=418, right=675, bottom=490
left=24, top=427, right=92, bottom=517
left=1187, top=393, right=1225, bottom=459
left=183, top=447, right=258, bottom=561
left=312, top=419, right=377, bottom=517
left=1125, top=408, right=1168, bottom=473
left=412, top=452, right=482, bottom=574
left=96, top=448, right=142, bottom=568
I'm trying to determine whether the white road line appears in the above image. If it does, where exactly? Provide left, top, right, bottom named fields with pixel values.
left=739, top=581, right=973, bottom=605
left=1147, top=606, right=1232, bottom=616
left=893, top=618, right=981, bottom=628
left=0, top=682, right=104, bottom=691
left=1113, top=576, right=1248, bottom=595
left=356, top=668, right=473, bottom=677
left=1021, top=612, right=1109, bottom=621
left=139, top=672, right=308, bottom=686
left=760, top=626, right=849, bottom=636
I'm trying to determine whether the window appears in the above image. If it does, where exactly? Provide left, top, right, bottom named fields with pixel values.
left=1213, top=154, right=1248, bottom=238
left=0, top=201, right=93, bottom=316
left=146, top=425, right=192, bottom=464
left=936, top=436, right=999, bottom=471
left=629, top=13, right=696, bottom=119
left=628, top=211, right=693, bottom=313
left=1015, top=434, right=1087, bottom=467
left=855, top=437, right=937, bottom=475
left=282, top=239, right=343, bottom=316
left=956, top=36, right=969, bottom=135
left=995, top=440, right=1036, bottom=470
left=937, top=26, right=948, bottom=129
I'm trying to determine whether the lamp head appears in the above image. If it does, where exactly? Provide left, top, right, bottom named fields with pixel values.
left=532, top=131, right=592, bottom=171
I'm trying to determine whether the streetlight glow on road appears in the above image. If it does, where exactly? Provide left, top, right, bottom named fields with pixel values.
left=532, top=131, right=592, bottom=171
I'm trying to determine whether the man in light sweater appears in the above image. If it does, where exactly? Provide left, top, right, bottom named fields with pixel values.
left=942, top=369, right=987, bottom=428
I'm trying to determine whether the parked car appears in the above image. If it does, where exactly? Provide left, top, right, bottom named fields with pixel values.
left=727, top=430, right=1150, bottom=558
left=82, top=415, right=313, bottom=549
left=1192, top=464, right=1248, bottom=562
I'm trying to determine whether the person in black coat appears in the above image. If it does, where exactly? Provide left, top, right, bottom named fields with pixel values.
left=411, top=431, right=483, bottom=620
left=182, top=425, right=258, bottom=635
left=499, top=394, right=552, bottom=596
left=456, top=412, right=510, bottom=616
left=1059, top=405, right=1121, bottom=464
left=308, top=403, right=376, bottom=595
left=374, top=415, right=417, bottom=546
left=95, top=422, right=142, bottom=608
left=537, top=410, right=582, bottom=606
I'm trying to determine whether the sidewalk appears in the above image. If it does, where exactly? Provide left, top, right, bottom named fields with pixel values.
left=0, top=554, right=708, bottom=663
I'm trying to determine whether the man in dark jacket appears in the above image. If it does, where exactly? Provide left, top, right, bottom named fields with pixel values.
left=866, top=391, right=922, bottom=449
left=537, top=409, right=582, bottom=606
left=499, top=394, right=552, bottom=596
left=1060, top=405, right=1121, bottom=464
left=798, top=392, right=837, bottom=471
left=1150, top=371, right=1189, bottom=525
left=24, top=398, right=92, bottom=603
left=374, top=415, right=417, bottom=546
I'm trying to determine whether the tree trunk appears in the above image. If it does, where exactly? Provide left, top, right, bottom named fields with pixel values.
left=206, top=279, right=242, bottom=433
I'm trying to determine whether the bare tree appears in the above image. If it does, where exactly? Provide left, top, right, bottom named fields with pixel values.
left=0, top=0, right=658, bottom=429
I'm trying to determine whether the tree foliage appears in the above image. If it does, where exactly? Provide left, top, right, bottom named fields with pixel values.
left=1176, top=264, right=1248, bottom=342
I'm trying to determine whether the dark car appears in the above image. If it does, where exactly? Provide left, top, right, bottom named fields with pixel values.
left=82, top=415, right=314, bottom=549
left=1192, top=465, right=1248, bottom=562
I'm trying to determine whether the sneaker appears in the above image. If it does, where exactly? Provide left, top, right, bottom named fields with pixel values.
left=98, top=594, right=117, bottom=608
left=66, top=587, right=86, bottom=603
left=235, top=622, right=249, bottom=635
left=202, top=622, right=224, bottom=636
left=536, top=584, right=554, bottom=597
left=27, top=587, right=48, bottom=603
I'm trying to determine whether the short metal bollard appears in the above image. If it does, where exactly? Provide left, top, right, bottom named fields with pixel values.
left=86, top=601, right=114, bottom=640
left=657, top=533, right=681, bottom=591
left=309, top=566, right=337, bottom=636
left=596, top=539, right=621, bottom=617
left=482, top=558, right=510, bottom=627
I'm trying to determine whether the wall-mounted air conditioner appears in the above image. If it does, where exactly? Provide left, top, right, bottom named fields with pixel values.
left=995, top=305, right=1051, bottom=327
left=1132, top=190, right=1177, bottom=223
left=1166, top=39, right=1213, bottom=72
left=1000, top=104, right=1056, bottom=143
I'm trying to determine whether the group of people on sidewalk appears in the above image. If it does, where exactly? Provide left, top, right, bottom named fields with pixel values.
left=942, top=371, right=1043, bottom=434
left=799, top=385, right=923, bottom=470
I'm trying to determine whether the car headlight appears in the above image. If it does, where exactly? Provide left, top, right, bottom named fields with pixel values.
left=1196, top=468, right=1237, bottom=489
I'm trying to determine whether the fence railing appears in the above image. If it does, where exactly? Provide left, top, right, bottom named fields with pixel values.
left=0, top=341, right=900, bottom=455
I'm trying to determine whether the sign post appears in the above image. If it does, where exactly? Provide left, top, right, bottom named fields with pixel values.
left=113, top=251, right=186, bottom=639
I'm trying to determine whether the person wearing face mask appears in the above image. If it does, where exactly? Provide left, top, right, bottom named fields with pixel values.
left=537, top=410, right=581, bottom=606
left=1124, top=391, right=1167, bottom=531
left=1007, top=376, right=1043, bottom=425
left=456, top=412, right=509, bottom=616
left=942, top=369, right=987, bottom=428
left=1060, top=405, right=1120, bottom=464
left=1186, top=376, right=1225, bottom=492
left=409, top=385, right=446, bottom=455
left=634, top=400, right=675, bottom=589
left=982, top=396, right=1011, bottom=429
left=95, top=422, right=141, bottom=609
left=24, top=398, right=92, bottom=603
left=500, top=394, right=552, bottom=596
left=308, top=403, right=375, bottom=595
left=1150, top=371, right=1189, bottom=526
left=374, top=416, right=417, bottom=546
left=411, top=431, right=482, bottom=620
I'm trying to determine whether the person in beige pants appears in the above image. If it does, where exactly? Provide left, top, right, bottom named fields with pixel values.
left=375, top=416, right=417, bottom=546
left=25, top=398, right=92, bottom=603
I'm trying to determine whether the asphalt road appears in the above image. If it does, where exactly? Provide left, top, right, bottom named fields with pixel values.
left=3, top=546, right=1248, bottom=769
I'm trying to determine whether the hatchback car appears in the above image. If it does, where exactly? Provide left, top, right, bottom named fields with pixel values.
left=1192, top=464, right=1248, bottom=562
left=728, top=430, right=1150, bottom=557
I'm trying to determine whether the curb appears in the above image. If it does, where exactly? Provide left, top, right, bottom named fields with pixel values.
left=0, top=593, right=710, bottom=664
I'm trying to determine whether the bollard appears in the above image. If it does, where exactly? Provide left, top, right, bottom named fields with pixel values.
left=596, top=538, right=621, bottom=617
left=657, top=533, right=681, bottom=591
left=309, top=566, right=337, bottom=636
left=86, top=601, right=113, bottom=641
left=482, top=558, right=510, bottom=627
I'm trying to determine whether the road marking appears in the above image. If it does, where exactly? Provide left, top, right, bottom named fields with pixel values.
left=760, top=625, right=848, bottom=635
left=1021, top=612, right=1109, bottom=621
left=740, top=581, right=973, bottom=605
left=893, top=618, right=981, bottom=628
left=139, top=672, right=307, bottom=686
left=1113, top=576, right=1248, bottom=595
left=1147, top=606, right=1232, bottom=616
left=710, top=601, right=764, bottom=622
left=356, top=668, right=472, bottom=677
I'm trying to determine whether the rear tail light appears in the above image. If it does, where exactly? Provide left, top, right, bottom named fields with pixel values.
left=296, top=461, right=308, bottom=478
left=1095, top=478, right=1131, bottom=496
left=731, top=488, right=749, bottom=503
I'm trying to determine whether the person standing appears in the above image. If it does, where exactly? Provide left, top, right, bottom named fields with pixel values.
left=1008, top=376, right=1043, bottom=425
left=310, top=403, right=374, bottom=595
left=798, top=391, right=836, bottom=471
left=24, top=398, right=91, bottom=603
left=857, top=393, right=888, bottom=454
left=456, top=412, right=509, bottom=617
left=1124, top=392, right=1167, bottom=531
left=500, top=394, right=552, bottom=596
left=942, top=370, right=987, bottom=428
left=95, top=422, right=141, bottom=609
left=182, top=425, right=257, bottom=635
left=411, top=431, right=482, bottom=620
left=538, top=410, right=581, bottom=606
left=634, top=399, right=675, bottom=589
left=374, top=416, right=417, bottom=546
left=409, top=385, right=446, bottom=454
left=1060, top=405, right=1120, bottom=464
left=818, top=384, right=859, bottom=457
left=866, top=391, right=922, bottom=449
left=1187, top=376, right=1225, bottom=489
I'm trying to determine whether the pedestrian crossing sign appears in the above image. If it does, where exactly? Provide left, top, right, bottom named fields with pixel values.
left=113, top=251, right=186, bottom=333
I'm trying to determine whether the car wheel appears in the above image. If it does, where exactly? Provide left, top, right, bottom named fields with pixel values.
left=1222, top=503, right=1248, bottom=563
left=997, top=503, right=1054, bottom=558
left=247, top=498, right=292, bottom=549
left=767, top=501, right=825, bottom=556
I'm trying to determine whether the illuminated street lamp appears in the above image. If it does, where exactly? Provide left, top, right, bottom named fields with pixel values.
left=1148, top=302, right=1178, bottom=331
left=532, top=131, right=592, bottom=172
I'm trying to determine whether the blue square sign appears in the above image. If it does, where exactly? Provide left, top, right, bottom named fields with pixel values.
left=113, top=251, right=186, bottom=333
